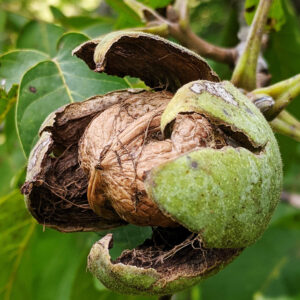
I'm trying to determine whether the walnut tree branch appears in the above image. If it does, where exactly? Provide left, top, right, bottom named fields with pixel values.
left=231, top=0, right=273, bottom=90
left=125, top=0, right=237, bottom=65
left=167, top=22, right=236, bottom=65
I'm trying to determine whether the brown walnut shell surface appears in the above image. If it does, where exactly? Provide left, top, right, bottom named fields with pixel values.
left=79, top=90, right=227, bottom=226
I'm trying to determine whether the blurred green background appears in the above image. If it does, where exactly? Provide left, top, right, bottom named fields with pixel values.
left=0, top=0, right=300, bottom=299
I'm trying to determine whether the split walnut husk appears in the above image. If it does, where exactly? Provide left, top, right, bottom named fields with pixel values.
left=22, top=32, right=283, bottom=295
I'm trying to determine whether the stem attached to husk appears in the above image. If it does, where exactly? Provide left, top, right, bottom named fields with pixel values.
left=270, top=117, right=300, bottom=142
left=277, top=110, right=300, bottom=129
left=253, top=74, right=300, bottom=120
left=231, top=0, right=273, bottom=90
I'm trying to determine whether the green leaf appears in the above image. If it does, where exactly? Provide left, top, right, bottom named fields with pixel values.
left=0, top=147, right=24, bottom=197
left=50, top=6, right=114, bottom=38
left=200, top=203, right=300, bottom=300
left=0, top=10, right=6, bottom=34
left=0, top=86, right=17, bottom=124
left=0, top=204, right=153, bottom=300
left=17, top=21, right=65, bottom=57
left=82, top=22, right=114, bottom=39
left=0, top=190, right=35, bottom=300
left=138, top=0, right=172, bottom=9
left=0, top=50, right=49, bottom=92
left=16, top=32, right=129, bottom=157
left=6, top=11, right=28, bottom=32
left=3, top=101, right=26, bottom=160
left=1, top=222, right=96, bottom=300
left=245, top=0, right=285, bottom=31
left=105, top=0, right=143, bottom=28
left=49, top=6, right=66, bottom=23
left=0, top=102, right=25, bottom=197
left=97, top=225, right=152, bottom=260
left=106, top=0, right=173, bottom=29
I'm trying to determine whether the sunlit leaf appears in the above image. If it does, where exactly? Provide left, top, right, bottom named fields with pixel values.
left=105, top=0, right=143, bottom=28
left=50, top=6, right=114, bottom=38
left=0, top=50, right=49, bottom=93
left=16, top=32, right=129, bottom=156
left=17, top=21, right=65, bottom=57
left=0, top=190, right=35, bottom=300
left=0, top=85, right=17, bottom=124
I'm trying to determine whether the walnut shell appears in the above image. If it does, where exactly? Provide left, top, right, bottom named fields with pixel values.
left=79, top=90, right=227, bottom=227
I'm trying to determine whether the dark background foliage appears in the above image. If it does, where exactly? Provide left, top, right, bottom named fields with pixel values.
left=0, top=0, right=299, bottom=299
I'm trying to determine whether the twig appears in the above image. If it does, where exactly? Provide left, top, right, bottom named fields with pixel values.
left=125, top=0, right=236, bottom=65
left=253, top=74, right=300, bottom=120
left=231, top=0, right=273, bottom=90
left=168, top=23, right=236, bottom=65
left=269, top=118, right=300, bottom=142
left=277, top=110, right=300, bottom=129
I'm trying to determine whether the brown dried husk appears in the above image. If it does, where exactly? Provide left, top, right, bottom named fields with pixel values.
left=22, top=90, right=147, bottom=232
left=114, top=227, right=241, bottom=278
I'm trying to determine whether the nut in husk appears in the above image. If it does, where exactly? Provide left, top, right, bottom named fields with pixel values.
left=22, top=32, right=282, bottom=295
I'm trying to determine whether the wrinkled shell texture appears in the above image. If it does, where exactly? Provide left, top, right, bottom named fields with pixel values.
left=79, top=90, right=227, bottom=227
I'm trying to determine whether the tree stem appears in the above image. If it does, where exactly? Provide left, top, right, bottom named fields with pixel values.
left=168, top=24, right=236, bottom=64
left=231, top=0, right=272, bottom=90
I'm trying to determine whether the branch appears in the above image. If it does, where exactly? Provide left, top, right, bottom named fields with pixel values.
left=173, top=0, right=189, bottom=26
left=231, top=0, right=273, bottom=90
left=269, top=117, right=300, bottom=142
left=125, top=0, right=236, bottom=65
left=168, top=24, right=236, bottom=64
left=253, top=74, right=300, bottom=120
left=277, top=110, right=300, bottom=129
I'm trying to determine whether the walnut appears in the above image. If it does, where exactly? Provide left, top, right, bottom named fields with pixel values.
left=79, top=90, right=227, bottom=227
left=22, top=31, right=282, bottom=296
